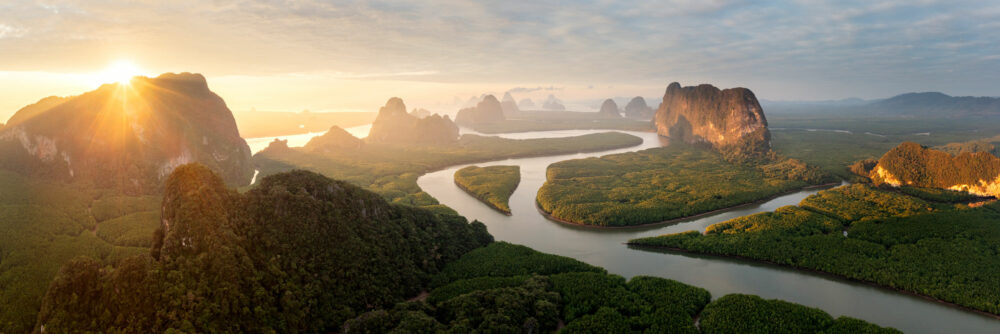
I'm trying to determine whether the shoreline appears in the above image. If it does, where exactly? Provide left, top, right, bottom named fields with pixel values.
left=453, top=179, right=514, bottom=216
left=534, top=181, right=843, bottom=230
left=625, top=243, right=1000, bottom=321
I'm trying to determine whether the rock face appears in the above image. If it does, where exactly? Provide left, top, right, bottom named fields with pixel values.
left=624, top=96, right=654, bottom=119
left=542, top=95, right=566, bottom=111
left=0, top=72, right=253, bottom=193
left=501, top=92, right=520, bottom=116
left=871, top=141, right=1000, bottom=198
left=409, top=108, right=431, bottom=119
left=367, top=97, right=459, bottom=145
left=655, top=82, right=770, bottom=155
left=598, top=99, right=621, bottom=117
left=455, top=95, right=506, bottom=126
left=304, top=126, right=364, bottom=152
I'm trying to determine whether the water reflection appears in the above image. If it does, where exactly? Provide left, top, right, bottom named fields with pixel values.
left=417, top=129, right=1000, bottom=334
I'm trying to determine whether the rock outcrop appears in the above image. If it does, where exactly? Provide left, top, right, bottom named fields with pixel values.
left=455, top=95, right=506, bottom=126
left=624, top=96, right=654, bottom=119
left=409, top=108, right=432, bottom=119
left=542, top=95, right=566, bottom=111
left=598, top=99, right=621, bottom=117
left=871, top=141, right=1000, bottom=198
left=304, top=126, right=364, bottom=152
left=0, top=72, right=253, bottom=193
left=367, top=97, right=459, bottom=145
left=501, top=92, right=520, bottom=116
left=655, top=82, right=770, bottom=155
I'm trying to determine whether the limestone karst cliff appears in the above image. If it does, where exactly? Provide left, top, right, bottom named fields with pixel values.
left=304, top=126, right=364, bottom=152
left=871, top=141, right=1000, bottom=198
left=542, top=94, right=566, bottom=111
left=367, top=97, right=459, bottom=144
left=624, top=96, right=654, bottom=119
left=598, top=99, right=621, bottom=117
left=0, top=72, right=253, bottom=193
left=501, top=92, right=520, bottom=116
left=655, top=82, right=770, bottom=156
left=455, top=95, right=506, bottom=126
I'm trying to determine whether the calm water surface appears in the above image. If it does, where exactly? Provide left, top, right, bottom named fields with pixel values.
left=417, top=129, right=1000, bottom=334
left=245, top=126, right=1000, bottom=333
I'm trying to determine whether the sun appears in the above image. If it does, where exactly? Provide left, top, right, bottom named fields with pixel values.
left=94, top=60, right=144, bottom=86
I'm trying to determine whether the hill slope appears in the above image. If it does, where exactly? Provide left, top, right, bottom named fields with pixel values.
left=0, top=73, right=253, bottom=193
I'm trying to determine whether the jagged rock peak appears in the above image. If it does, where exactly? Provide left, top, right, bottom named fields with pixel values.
left=599, top=99, right=621, bottom=117
left=655, top=82, right=769, bottom=155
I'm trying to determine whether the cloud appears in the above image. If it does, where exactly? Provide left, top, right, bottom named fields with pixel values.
left=0, top=0, right=998, bottom=98
left=507, top=86, right=563, bottom=93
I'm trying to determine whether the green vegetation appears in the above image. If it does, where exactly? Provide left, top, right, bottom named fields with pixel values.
left=0, top=170, right=154, bottom=333
left=699, top=294, right=901, bottom=334
left=872, top=142, right=1000, bottom=195
left=36, top=166, right=492, bottom=333
left=34, top=168, right=898, bottom=332
left=537, top=144, right=828, bottom=226
left=254, top=132, right=642, bottom=214
left=454, top=165, right=520, bottom=214
left=896, top=186, right=983, bottom=203
left=631, top=183, right=1000, bottom=316
left=346, top=241, right=895, bottom=333
left=769, top=116, right=1000, bottom=181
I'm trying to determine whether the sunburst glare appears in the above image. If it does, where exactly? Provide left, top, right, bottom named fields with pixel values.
left=92, top=60, right=144, bottom=87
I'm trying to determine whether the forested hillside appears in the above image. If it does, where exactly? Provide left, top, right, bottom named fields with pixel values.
left=36, top=165, right=492, bottom=332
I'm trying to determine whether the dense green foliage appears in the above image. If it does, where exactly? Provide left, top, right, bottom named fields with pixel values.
left=347, top=241, right=711, bottom=333
left=699, top=294, right=901, bottom=334
left=254, top=132, right=642, bottom=214
left=35, top=165, right=492, bottom=333
left=631, top=184, right=1000, bottom=316
left=347, top=241, right=895, bottom=333
left=430, top=242, right=604, bottom=287
left=0, top=170, right=152, bottom=333
left=454, top=165, right=520, bottom=214
left=895, top=186, right=983, bottom=202
left=537, top=144, right=826, bottom=226
left=769, top=116, right=1000, bottom=181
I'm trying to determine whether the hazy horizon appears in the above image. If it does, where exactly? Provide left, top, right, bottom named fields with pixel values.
left=2, top=0, right=998, bottom=121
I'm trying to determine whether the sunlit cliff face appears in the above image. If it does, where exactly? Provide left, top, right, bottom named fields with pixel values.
left=0, top=72, right=253, bottom=193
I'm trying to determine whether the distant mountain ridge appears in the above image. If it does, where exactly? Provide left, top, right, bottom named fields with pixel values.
left=765, top=92, right=1000, bottom=117
left=866, top=92, right=1000, bottom=117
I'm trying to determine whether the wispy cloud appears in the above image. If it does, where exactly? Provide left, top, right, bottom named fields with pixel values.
left=0, top=0, right=998, bottom=99
left=507, top=86, right=563, bottom=93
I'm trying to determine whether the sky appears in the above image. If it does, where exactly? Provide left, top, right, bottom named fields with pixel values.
left=1, top=0, right=998, bottom=120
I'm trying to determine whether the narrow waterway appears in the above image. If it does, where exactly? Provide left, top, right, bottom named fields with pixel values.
left=243, top=125, right=1000, bottom=333
left=416, top=129, right=1000, bottom=334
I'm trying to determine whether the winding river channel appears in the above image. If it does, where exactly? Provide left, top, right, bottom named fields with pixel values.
left=416, top=129, right=1000, bottom=334
left=249, top=126, right=1000, bottom=333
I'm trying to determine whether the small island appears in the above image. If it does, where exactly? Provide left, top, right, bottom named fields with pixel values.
left=536, top=82, right=831, bottom=227
left=536, top=145, right=827, bottom=227
left=454, top=165, right=521, bottom=215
